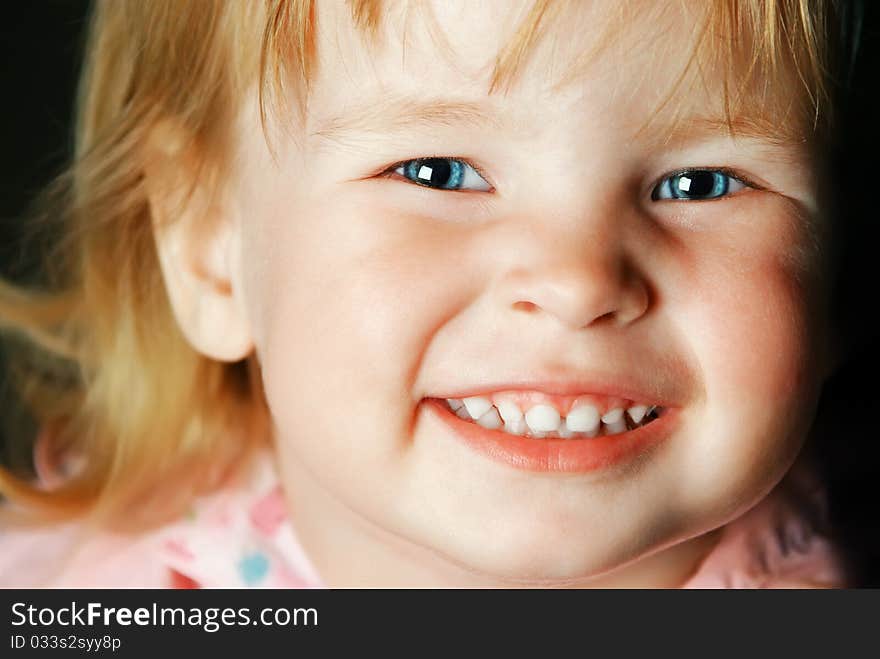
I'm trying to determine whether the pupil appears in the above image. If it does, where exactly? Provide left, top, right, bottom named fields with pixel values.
left=418, top=158, right=452, bottom=186
left=679, top=172, right=716, bottom=196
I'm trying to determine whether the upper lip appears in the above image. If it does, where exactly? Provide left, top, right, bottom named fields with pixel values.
left=428, top=373, right=683, bottom=407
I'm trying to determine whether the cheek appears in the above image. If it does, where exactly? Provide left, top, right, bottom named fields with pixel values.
left=665, top=197, right=826, bottom=411
left=667, top=206, right=827, bottom=511
left=695, top=262, right=814, bottom=405
left=242, top=191, right=471, bottom=476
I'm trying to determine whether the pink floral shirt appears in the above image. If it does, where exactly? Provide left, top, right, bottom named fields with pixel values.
left=0, top=448, right=849, bottom=588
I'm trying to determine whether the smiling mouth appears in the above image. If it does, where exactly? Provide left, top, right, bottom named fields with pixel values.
left=423, top=394, right=677, bottom=473
left=442, top=395, right=663, bottom=440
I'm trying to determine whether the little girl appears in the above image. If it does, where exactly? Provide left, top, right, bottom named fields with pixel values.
left=0, top=0, right=865, bottom=587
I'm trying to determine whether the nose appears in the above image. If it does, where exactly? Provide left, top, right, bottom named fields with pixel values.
left=496, top=224, right=650, bottom=330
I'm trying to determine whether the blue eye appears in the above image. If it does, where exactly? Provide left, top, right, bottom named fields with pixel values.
left=393, top=157, right=492, bottom=191
left=651, top=170, right=747, bottom=201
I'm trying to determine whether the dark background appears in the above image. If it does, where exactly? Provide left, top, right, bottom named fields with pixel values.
left=0, top=2, right=90, bottom=478
left=1, top=3, right=878, bottom=586
left=1, top=3, right=87, bottom=267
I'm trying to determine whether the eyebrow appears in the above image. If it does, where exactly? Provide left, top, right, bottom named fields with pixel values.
left=309, top=94, right=808, bottom=154
left=644, top=114, right=809, bottom=151
left=309, top=96, right=503, bottom=143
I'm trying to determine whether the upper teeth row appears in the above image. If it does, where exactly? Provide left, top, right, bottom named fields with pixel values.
left=446, top=396, right=657, bottom=438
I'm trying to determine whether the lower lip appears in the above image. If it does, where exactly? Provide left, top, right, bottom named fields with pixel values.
left=423, top=398, right=678, bottom=473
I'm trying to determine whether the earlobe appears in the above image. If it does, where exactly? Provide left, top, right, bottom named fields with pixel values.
left=144, top=123, right=254, bottom=363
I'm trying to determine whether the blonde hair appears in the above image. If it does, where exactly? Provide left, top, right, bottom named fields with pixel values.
left=0, top=0, right=845, bottom=529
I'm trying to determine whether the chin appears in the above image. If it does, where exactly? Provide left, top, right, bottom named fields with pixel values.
left=427, top=520, right=637, bottom=586
left=458, top=547, right=627, bottom=587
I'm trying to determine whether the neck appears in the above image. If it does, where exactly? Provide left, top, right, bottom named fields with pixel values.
left=280, top=458, right=722, bottom=588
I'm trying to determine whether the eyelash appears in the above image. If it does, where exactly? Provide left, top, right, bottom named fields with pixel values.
left=381, top=157, right=762, bottom=200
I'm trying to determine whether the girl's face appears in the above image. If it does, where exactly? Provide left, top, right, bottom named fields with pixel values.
left=228, top=1, right=831, bottom=585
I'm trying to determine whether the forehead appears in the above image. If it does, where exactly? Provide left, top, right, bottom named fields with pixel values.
left=304, top=0, right=791, bottom=145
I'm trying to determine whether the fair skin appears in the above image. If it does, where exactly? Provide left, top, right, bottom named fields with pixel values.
left=151, top=1, right=834, bottom=587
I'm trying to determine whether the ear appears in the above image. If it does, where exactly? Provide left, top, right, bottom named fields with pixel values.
left=143, top=122, right=254, bottom=362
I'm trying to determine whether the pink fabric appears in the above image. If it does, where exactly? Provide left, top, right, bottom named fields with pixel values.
left=681, top=465, right=849, bottom=588
left=0, top=448, right=849, bottom=588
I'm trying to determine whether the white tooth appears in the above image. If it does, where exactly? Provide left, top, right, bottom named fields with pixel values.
left=557, top=420, right=573, bottom=439
left=565, top=404, right=600, bottom=433
left=627, top=405, right=648, bottom=424
left=462, top=396, right=493, bottom=420
left=604, top=419, right=627, bottom=435
left=524, top=404, right=561, bottom=433
left=504, top=418, right=528, bottom=435
left=530, top=431, right=548, bottom=439
left=601, top=408, right=624, bottom=424
left=495, top=400, right=524, bottom=425
left=476, top=407, right=503, bottom=430
left=447, top=398, right=464, bottom=412
left=455, top=406, right=471, bottom=419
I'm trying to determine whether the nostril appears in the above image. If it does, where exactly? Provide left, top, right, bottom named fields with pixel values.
left=593, top=310, right=618, bottom=324
left=512, top=301, right=539, bottom=313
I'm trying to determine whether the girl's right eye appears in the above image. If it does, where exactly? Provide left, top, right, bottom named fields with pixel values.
left=392, top=157, right=492, bottom=192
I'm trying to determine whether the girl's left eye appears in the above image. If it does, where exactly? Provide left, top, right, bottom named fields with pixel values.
left=651, top=169, right=748, bottom=201
left=392, top=157, right=492, bottom=192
